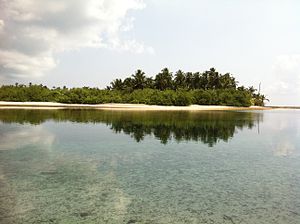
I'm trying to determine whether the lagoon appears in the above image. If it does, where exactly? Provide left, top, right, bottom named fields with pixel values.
left=0, top=109, right=299, bottom=224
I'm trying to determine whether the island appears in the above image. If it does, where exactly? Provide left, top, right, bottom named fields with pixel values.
left=0, top=68, right=268, bottom=109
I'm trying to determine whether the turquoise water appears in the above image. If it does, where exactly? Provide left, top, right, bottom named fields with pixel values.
left=0, top=109, right=299, bottom=224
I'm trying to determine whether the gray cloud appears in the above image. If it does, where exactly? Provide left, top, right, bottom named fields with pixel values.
left=0, top=0, right=152, bottom=80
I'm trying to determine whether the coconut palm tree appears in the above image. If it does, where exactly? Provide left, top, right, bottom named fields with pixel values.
left=132, top=69, right=147, bottom=89
left=174, top=70, right=186, bottom=89
left=154, top=68, right=173, bottom=90
left=110, top=79, right=124, bottom=90
left=185, top=72, right=193, bottom=90
left=220, top=73, right=237, bottom=89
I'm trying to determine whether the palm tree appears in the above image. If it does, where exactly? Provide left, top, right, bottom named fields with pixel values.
left=259, top=94, right=269, bottom=106
left=185, top=72, right=193, bottom=89
left=220, top=73, right=237, bottom=89
left=145, top=77, right=154, bottom=89
left=154, top=68, right=173, bottom=90
left=247, top=86, right=256, bottom=94
left=199, top=72, right=209, bottom=89
left=123, top=77, right=134, bottom=92
left=192, top=72, right=201, bottom=89
left=110, top=79, right=124, bottom=90
left=207, top=68, right=221, bottom=89
left=174, top=70, right=185, bottom=89
left=132, top=69, right=147, bottom=89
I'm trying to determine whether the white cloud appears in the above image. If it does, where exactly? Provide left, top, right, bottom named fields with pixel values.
left=265, top=54, right=300, bottom=105
left=274, top=55, right=300, bottom=73
left=0, top=0, right=150, bottom=79
left=0, top=50, right=56, bottom=78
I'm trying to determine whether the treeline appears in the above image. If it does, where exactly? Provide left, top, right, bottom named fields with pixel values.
left=108, top=68, right=238, bottom=91
left=0, top=68, right=268, bottom=106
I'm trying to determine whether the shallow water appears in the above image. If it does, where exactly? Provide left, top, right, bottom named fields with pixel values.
left=0, top=109, right=299, bottom=224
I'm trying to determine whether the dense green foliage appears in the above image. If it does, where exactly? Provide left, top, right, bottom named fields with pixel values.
left=0, top=68, right=268, bottom=106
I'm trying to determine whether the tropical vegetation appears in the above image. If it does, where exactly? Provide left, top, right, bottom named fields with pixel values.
left=0, top=68, right=268, bottom=106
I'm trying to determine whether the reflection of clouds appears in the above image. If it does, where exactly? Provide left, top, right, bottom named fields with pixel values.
left=276, top=119, right=289, bottom=131
left=274, top=141, right=295, bottom=157
left=263, top=111, right=299, bottom=157
left=264, top=113, right=291, bottom=131
left=0, top=125, right=55, bottom=150
left=271, top=116, right=295, bottom=157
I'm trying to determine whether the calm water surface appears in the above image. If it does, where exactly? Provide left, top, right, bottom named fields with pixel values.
left=0, top=109, right=299, bottom=224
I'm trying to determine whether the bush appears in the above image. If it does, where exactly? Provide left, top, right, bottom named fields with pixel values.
left=173, top=90, right=192, bottom=106
left=0, top=85, right=253, bottom=107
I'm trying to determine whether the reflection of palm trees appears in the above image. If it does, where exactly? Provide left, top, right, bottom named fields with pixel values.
left=0, top=110, right=263, bottom=147
left=108, top=112, right=262, bottom=146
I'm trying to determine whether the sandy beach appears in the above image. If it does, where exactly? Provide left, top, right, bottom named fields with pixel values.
left=0, top=101, right=271, bottom=111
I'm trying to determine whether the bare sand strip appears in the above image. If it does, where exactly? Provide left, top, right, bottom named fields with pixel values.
left=0, top=101, right=271, bottom=111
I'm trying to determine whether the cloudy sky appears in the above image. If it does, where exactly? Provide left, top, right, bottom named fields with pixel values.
left=0, top=0, right=299, bottom=105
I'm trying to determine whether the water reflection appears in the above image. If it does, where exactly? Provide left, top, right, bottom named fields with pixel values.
left=262, top=110, right=300, bottom=157
left=0, top=125, right=55, bottom=150
left=275, top=141, right=295, bottom=157
left=0, top=109, right=262, bottom=146
left=1, top=110, right=300, bottom=224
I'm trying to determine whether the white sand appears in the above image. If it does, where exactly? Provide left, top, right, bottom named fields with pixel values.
left=0, top=101, right=270, bottom=111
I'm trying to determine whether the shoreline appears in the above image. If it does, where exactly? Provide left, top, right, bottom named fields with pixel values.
left=0, top=101, right=271, bottom=111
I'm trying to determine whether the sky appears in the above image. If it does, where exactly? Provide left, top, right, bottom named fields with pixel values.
left=0, top=0, right=300, bottom=105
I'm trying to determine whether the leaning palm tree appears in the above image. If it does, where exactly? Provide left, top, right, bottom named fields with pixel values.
left=247, top=86, right=257, bottom=94
left=252, top=93, right=269, bottom=106
left=260, top=94, right=269, bottom=106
